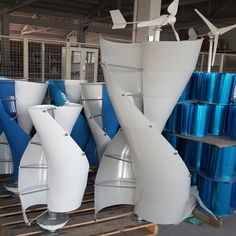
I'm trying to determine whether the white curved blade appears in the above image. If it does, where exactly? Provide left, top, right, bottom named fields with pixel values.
left=171, top=24, right=180, bottom=41
left=167, top=0, right=179, bottom=16
left=110, top=10, right=127, bottom=29
left=212, top=33, right=219, bottom=66
left=137, top=15, right=167, bottom=28
left=219, top=24, right=236, bottom=35
left=188, top=28, right=198, bottom=40
left=195, top=9, right=217, bottom=34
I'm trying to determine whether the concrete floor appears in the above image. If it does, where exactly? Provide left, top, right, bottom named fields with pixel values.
left=159, top=214, right=236, bottom=236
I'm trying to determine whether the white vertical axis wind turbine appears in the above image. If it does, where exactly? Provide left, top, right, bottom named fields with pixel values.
left=110, top=0, right=180, bottom=41
left=195, top=9, right=236, bottom=72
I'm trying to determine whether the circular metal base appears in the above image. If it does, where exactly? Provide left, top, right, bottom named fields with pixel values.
left=4, top=180, right=19, bottom=195
left=131, top=213, right=145, bottom=223
left=37, top=212, right=69, bottom=233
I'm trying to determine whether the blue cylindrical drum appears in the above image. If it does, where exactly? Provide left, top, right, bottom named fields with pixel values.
left=205, top=146, right=236, bottom=182
left=231, top=182, right=236, bottom=209
left=190, top=171, right=198, bottom=186
left=180, top=139, right=206, bottom=171
left=201, top=73, right=219, bottom=103
left=225, top=105, right=236, bottom=139
left=188, top=103, right=210, bottom=137
left=162, top=131, right=179, bottom=149
left=188, top=71, right=203, bottom=101
left=165, top=105, right=179, bottom=132
left=198, top=175, right=233, bottom=217
left=208, top=104, right=227, bottom=136
left=213, top=73, right=235, bottom=105
left=180, top=103, right=191, bottom=135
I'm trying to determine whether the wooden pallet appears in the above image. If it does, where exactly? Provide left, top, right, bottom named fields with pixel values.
left=192, top=208, right=223, bottom=228
left=0, top=174, right=158, bottom=236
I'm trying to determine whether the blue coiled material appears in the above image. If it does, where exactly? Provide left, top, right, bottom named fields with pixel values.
left=178, top=139, right=206, bottom=171
left=190, top=171, right=198, bottom=186
left=162, top=131, right=179, bottom=149
left=231, top=182, right=236, bottom=209
left=178, top=83, right=189, bottom=103
left=213, top=73, right=234, bottom=105
left=198, top=175, right=234, bottom=217
left=200, top=146, right=236, bottom=182
left=188, top=71, right=203, bottom=100
left=225, top=105, right=236, bottom=139
left=102, top=84, right=119, bottom=139
left=201, top=73, right=219, bottom=103
left=188, top=103, right=210, bottom=137
left=165, top=104, right=181, bottom=133
left=180, top=103, right=191, bottom=135
left=208, top=104, right=227, bottom=135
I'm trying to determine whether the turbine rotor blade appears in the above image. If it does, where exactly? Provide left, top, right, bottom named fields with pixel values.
left=137, top=15, right=167, bottom=28
left=212, top=34, right=219, bottom=66
left=195, top=9, right=217, bottom=34
left=188, top=27, right=198, bottom=40
left=167, top=0, right=179, bottom=16
left=219, top=24, right=236, bottom=35
left=171, top=24, right=180, bottom=41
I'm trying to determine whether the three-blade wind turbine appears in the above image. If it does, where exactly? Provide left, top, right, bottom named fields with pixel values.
left=195, top=9, right=236, bottom=72
left=110, top=0, right=180, bottom=41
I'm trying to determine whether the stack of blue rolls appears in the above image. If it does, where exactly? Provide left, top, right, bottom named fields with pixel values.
left=163, top=71, right=236, bottom=217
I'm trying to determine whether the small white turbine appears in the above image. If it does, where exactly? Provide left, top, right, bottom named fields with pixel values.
left=195, top=9, right=236, bottom=72
left=110, top=0, right=180, bottom=41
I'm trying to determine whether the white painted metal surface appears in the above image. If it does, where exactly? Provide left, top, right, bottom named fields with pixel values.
left=0, top=134, right=12, bottom=174
left=64, top=80, right=87, bottom=103
left=100, top=38, right=203, bottom=224
left=95, top=129, right=136, bottom=214
left=15, top=81, right=48, bottom=134
left=19, top=104, right=89, bottom=225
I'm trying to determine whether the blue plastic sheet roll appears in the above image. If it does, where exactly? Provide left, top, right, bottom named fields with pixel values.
left=198, top=175, right=233, bottom=217
left=231, top=182, right=236, bottom=209
left=180, top=139, right=206, bottom=171
left=190, top=171, right=198, bottom=186
left=165, top=104, right=182, bottom=133
left=225, top=105, right=236, bottom=139
left=178, top=83, right=189, bottom=103
left=208, top=104, right=227, bottom=136
left=201, top=73, right=219, bottom=103
left=162, top=131, right=179, bottom=149
left=213, top=73, right=235, bottom=104
left=200, top=146, right=236, bottom=182
left=180, top=103, right=191, bottom=135
left=198, top=175, right=212, bottom=209
left=188, top=103, right=210, bottom=137
left=188, top=71, right=203, bottom=101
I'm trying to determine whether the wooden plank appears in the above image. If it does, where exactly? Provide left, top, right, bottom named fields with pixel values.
left=192, top=208, right=223, bottom=228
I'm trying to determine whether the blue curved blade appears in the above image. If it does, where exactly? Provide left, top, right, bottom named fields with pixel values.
left=0, top=100, right=30, bottom=181
left=48, top=81, right=69, bottom=106
left=0, top=80, right=17, bottom=118
left=102, top=84, right=119, bottom=139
